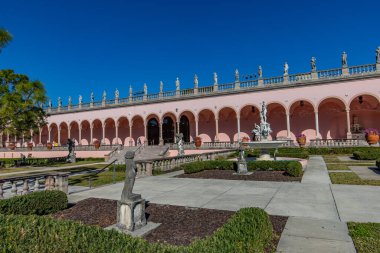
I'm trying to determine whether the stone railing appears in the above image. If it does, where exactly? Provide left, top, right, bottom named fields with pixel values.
left=309, top=139, right=368, bottom=147
left=45, top=63, right=379, bottom=114
left=0, top=172, right=69, bottom=199
left=0, top=144, right=119, bottom=152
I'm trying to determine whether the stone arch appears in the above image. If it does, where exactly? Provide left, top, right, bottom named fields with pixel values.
left=218, top=107, right=237, bottom=142
left=69, top=121, right=80, bottom=145
left=104, top=118, right=116, bottom=145
left=239, top=104, right=260, bottom=141
left=287, top=98, right=316, bottom=113
left=131, top=115, right=145, bottom=145
left=80, top=120, right=91, bottom=145
left=198, top=109, right=216, bottom=142
left=289, top=100, right=316, bottom=141
left=179, top=110, right=196, bottom=142
left=318, top=98, right=347, bottom=139
left=267, top=102, right=287, bottom=140
left=91, top=119, right=103, bottom=144
left=316, top=96, right=347, bottom=110
left=117, top=116, right=130, bottom=146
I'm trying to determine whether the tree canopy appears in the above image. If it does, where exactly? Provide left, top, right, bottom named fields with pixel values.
left=0, top=69, right=47, bottom=137
left=0, top=28, right=12, bottom=53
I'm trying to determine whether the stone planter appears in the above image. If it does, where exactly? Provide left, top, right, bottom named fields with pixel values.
left=47, top=142, right=52, bottom=150
left=27, top=142, right=33, bottom=150
left=194, top=137, right=202, bottom=149
left=94, top=140, right=101, bottom=150
left=241, top=136, right=250, bottom=147
left=366, top=134, right=379, bottom=145
left=8, top=142, right=15, bottom=150
left=296, top=136, right=306, bottom=147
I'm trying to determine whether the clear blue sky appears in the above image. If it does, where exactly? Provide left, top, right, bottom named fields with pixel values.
left=1, top=0, right=380, bottom=105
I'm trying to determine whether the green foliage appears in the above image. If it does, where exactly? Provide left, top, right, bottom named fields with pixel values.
left=329, top=172, right=380, bottom=186
left=76, top=157, right=105, bottom=162
left=286, top=161, right=303, bottom=177
left=377, top=158, right=380, bottom=170
left=182, top=160, right=234, bottom=174
left=0, top=28, right=12, bottom=52
left=353, top=150, right=379, bottom=160
left=0, top=207, right=272, bottom=253
left=304, top=147, right=380, bottom=155
left=0, top=190, right=67, bottom=215
left=0, top=69, right=47, bottom=136
left=348, top=222, right=380, bottom=253
left=247, top=160, right=293, bottom=171
left=0, top=157, right=67, bottom=167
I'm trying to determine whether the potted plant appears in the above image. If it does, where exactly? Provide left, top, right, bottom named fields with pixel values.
left=365, top=128, right=379, bottom=145
left=93, top=140, right=101, bottom=150
left=27, top=142, right=33, bottom=150
left=296, top=134, right=306, bottom=147
left=8, top=142, right=15, bottom=150
left=194, top=136, right=202, bottom=149
left=241, top=136, right=250, bottom=147
left=46, top=142, right=52, bottom=150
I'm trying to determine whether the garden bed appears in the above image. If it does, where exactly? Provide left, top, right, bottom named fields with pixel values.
left=52, top=198, right=287, bottom=249
left=176, top=169, right=302, bottom=182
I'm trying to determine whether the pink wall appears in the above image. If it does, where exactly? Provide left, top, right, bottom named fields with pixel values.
left=0, top=151, right=109, bottom=159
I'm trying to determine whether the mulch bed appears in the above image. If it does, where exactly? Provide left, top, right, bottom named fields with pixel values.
left=176, top=169, right=302, bottom=182
left=52, top=198, right=288, bottom=248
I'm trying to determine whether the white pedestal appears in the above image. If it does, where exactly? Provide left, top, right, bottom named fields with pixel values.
left=117, top=197, right=147, bottom=232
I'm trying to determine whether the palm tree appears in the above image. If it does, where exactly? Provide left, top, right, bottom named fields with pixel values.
left=0, top=28, right=12, bottom=53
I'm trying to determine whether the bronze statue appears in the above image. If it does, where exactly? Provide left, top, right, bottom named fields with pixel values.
left=120, top=151, right=140, bottom=201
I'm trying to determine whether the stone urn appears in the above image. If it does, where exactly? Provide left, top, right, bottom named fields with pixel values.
left=241, top=136, right=250, bottom=147
left=296, top=134, right=306, bottom=147
left=194, top=137, right=202, bottom=149
left=8, top=142, right=15, bottom=150
left=47, top=142, right=52, bottom=150
left=27, top=142, right=33, bottom=150
left=94, top=140, right=101, bottom=150
left=365, top=129, right=379, bottom=145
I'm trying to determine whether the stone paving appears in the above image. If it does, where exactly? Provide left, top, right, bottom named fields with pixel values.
left=68, top=156, right=380, bottom=252
left=349, top=165, right=380, bottom=180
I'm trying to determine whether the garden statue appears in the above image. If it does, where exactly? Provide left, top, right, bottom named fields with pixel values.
left=311, top=57, right=316, bottom=72
left=376, top=47, right=380, bottom=64
left=102, top=90, right=107, bottom=101
left=175, top=78, right=180, bottom=91
left=213, top=72, right=218, bottom=85
left=176, top=133, right=185, bottom=156
left=235, top=69, right=239, bottom=81
left=284, top=62, right=289, bottom=75
left=90, top=92, right=94, bottom=103
left=160, top=81, right=163, bottom=93
left=342, top=51, right=348, bottom=67
left=194, top=74, right=198, bottom=88
left=120, top=151, right=139, bottom=201
left=258, top=66, right=263, bottom=78
left=252, top=101, right=272, bottom=141
left=66, top=138, right=76, bottom=163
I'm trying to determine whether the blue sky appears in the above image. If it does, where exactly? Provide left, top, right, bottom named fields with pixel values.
left=1, top=0, right=380, bottom=105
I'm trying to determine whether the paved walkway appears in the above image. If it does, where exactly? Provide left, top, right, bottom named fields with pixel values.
left=68, top=156, right=380, bottom=252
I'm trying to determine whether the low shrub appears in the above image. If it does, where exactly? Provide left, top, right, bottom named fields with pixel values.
left=286, top=161, right=303, bottom=177
left=76, top=157, right=105, bottom=162
left=183, top=160, right=234, bottom=174
left=0, top=207, right=272, bottom=253
left=376, top=158, right=380, bottom=169
left=353, top=151, right=379, bottom=160
left=0, top=190, right=67, bottom=215
left=247, top=160, right=292, bottom=171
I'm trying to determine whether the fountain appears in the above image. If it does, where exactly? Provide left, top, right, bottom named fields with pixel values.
left=237, top=101, right=287, bottom=174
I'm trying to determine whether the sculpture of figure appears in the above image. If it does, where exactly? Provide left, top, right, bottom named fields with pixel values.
left=261, top=101, right=267, bottom=123
left=176, top=133, right=185, bottom=156
left=102, top=90, right=107, bottom=101
left=194, top=74, right=198, bottom=88
left=342, top=51, right=347, bottom=67
left=235, top=69, right=239, bottom=81
left=120, top=151, right=138, bottom=201
left=129, top=85, right=133, bottom=97
left=67, top=138, right=74, bottom=154
left=159, top=81, right=163, bottom=93
left=90, top=92, right=94, bottom=103
left=213, top=72, right=218, bottom=85
left=175, top=78, right=180, bottom=90
left=284, top=62, right=289, bottom=75
left=115, top=88, right=119, bottom=99
left=68, top=96, right=72, bottom=106
left=311, top=57, right=316, bottom=72
left=252, top=101, right=272, bottom=141
left=376, top=47, right=380, bottom=64
left=48, top=99, right=52, bottom=108
left=258, top=66, right=263, bottom=78
left=58, top=97, right=62, bottom=107
left=144, top=83, right=147, bottom=94
left=79, top=95, right=83, bottom=104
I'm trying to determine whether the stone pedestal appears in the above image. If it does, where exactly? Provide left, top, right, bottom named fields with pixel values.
left=376, top=63, right=380, bottom=72
left=342, top=67, right=349, bottom=76
left=237, top=158, right=248, bottom=174
left=256, top=154, right=271, bottom=160
left=117, top=196, right=147, bottom=232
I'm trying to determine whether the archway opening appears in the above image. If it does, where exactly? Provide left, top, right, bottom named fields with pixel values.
left=218, top=107, right=237, bottom=142
left=267, top=103, right=287, bottom=140
left=147, top=118, right=159, bottom=145
left=180, top=115, right=190, bottom=142
left=162, top=116, right=175, bottom=143
left=239, top=105, right=260, bottom=141
left=289, top=100, right=315, bottom=141
left=198, top=109, right=216, bottom=142
left=318, top=98, right=346, bottom=139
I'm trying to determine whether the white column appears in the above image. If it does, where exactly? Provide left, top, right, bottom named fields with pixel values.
left=57, top=126, right=61, bottom=145
left=159, top=121, right=163, bottom=145
left=144, top=122, right=147, bottom=145
left=68, top=125, right=71, bottom=139
left=78, top=124, right=82, bottom=145
left=39, top=127, right=42, bottom=145
left=90, top=124, right=93, bottom=144
left=48, top=128, right=51, bottom=143
left=129, top=124, right=133, bottom=146
left=176, top=121, right=180, bottom=134
left=314, top=111, right=320, bottom=139
left=237, top=116, right=241, bottom=142
left=102, top=122, right=106, bottom=144
left=195, top=118, right=199, bottom=137
left=346, top=109, right=352, bottom=138
left=215, top=117, right=219, bottom=142
left=115, top=122, right=119, bottom=145
left=286, top=112, right=291, bottom=138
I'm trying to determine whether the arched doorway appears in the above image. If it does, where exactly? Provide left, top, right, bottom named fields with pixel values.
left=239, top=105, right=260, bottom=141
left=198, top=109, right=216, bottom=142
left=267, top=103, right=287, bottom=140
left=318, top=98, right=347, bottom=139
left=218, top=107, right=237, bottom=142
left=147, top=118, right=159, bottom=145
left=162, top=116, right=175, bottom=143
left=289, top=100, right=316, bottom=141
left=180, top=115, right=190, bottom=142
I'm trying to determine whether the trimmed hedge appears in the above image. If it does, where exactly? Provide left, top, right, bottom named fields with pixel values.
left=247, top=160, right=294, bottom=171
left=353, top=150, right=379, bottom=160
left=76, top=157, right=105, bottom=162
left=0, top=207, right=272, bottom=253
left=376, top=158, right=380, bottom=169
left=0, top=190, right=67, bottom=215
left=286, top=161, right=303, bottom=177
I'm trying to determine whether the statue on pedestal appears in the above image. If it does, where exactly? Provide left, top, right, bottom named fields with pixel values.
left=144, top=83, right=147, bottom=95
left=66, top=138, right=76, bottom=163
left=115, top=89, right=119, bottom=99
left=252, top=101, right=272, bottom=141
left=68, top=96, right=72, bottom=106
left=90, top=92, right=94, bottom=103
left=102, top=90, right=107, bottom=101
left=376, top=47, right=380, bottom=64
left=194, top=74, right=198, bottom=88
left=175, top=78, right=180, bottom=91
left=58, top=97, right=62, bottom=107
left=258, top=66, right=263, bottom=78
left=213, top=72, right=218, bottom=85
left=311, top=57, right=317, bottom=72
left=284, top=62, right=289, bottom=76
left=342, top=51, right=348, bottom=67
left=129, top=85, right=133, bottom=97
left=48, top=99, right=52, bottom=108
left=159, top=81, right=163, bottom=93
left=120, top=151, right=139, bottom=201
left=79, top=95, right=83, bottom=105
left=176, top=133, right=185, bottom=156
left=235, top=69, right=239, bottom=81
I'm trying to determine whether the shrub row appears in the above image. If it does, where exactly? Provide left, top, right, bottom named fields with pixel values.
left=353, top=150, right=380, bottom=160
left=286, top=161, right=303, bottom=177
left=76, top=157, right=105, bottom=162
left=376, top=158, right=380, bottom=169
left=182, top=160, right=234, bottom=174
left=247, top=160, right=293, bottom=171
left=0, top=190, right=67, bottom=215
left=0, top=207, right=272, bottom=253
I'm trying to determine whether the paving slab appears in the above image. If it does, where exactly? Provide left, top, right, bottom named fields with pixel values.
left=276, top=217, right=356, bottom=253
left=349, top=166, right=380, bottom=180
left=302, top=156, right=331, bottom=184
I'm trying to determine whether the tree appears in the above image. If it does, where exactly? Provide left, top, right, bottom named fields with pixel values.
left=0, top=28, right=12, bottom=53
left=0, top=69, right=47, bottom=139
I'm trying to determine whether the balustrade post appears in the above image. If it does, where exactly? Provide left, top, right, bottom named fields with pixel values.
left=56, top=173, right=69, bottom=194
left=346, top=109, right=352, bottom=138
left=0, top=183, right=3, bottom=199
left=22, top=179, right=29, bottom=195
left=45, top=176, right=55, bottom=190
left=145, top=162, right=152, bottom=176
left=34, top=178, right=40, bottom=191
left=11, top=181, right=17, bottom=196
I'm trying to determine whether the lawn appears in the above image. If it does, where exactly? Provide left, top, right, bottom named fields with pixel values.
left=69, top=170, right=125, bottom=187
left=329, top=172, right=380, bottom=186
left=326, top=164, right=350, bottom=170
left=348, top=222, right=380, bottom=253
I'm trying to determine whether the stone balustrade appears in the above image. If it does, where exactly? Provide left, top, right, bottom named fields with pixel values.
left=309, top=139, right=368, bottom=147
left=0, top=172, right=69, bottom=199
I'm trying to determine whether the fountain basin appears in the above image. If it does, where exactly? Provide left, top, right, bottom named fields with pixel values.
left=240, top=140, right=287, bottom=161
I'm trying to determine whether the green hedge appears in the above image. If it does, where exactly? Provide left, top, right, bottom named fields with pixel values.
left=376, top=158, right=380, bottom=169
left=286, top=161, right=303, bottom=177
left=0, top=190, right=67, bottom=215
left=76, top=157, right=105, bottom=162
left=247, top=160, right=294, bottom=171
left=353, top=150, right=380, bottom=160
left=0, top=207, right=272, bottom=253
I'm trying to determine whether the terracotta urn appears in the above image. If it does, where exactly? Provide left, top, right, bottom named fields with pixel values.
left=296, top=136, right=306, bottom=147
left=241, top=136, right=250, bottom=147
left=27, top=142, right=33, bottom=150
left=194, top=137, right=202, bottom=149
left=47, top=142, right=52, bottom=150
left=8, top=142, right=15, bottom=150
left=366, top=133, right=379, bottom=145
left=94, top=140, right=101, bottom=150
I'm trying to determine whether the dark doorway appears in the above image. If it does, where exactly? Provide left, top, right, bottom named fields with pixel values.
left=147, top=118, right=159, bottom=145
left=162, top=117, right=175, bottom=143
left=180, top=115, right=190, bottom=142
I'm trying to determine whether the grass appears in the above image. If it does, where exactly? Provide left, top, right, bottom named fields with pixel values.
left=69, top=170, right=125, bottom=187
left=348, top=222, right=380, bottom=253
left=329, top=172, right=380, bottom=186
left=326, top=164, right=350, bottom=170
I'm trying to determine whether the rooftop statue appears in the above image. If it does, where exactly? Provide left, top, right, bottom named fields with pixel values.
left=90, top=92, right=94, bottom=103
left=129, top=85, right=133, bottom=96
left=176, top=78, right=180, bottom=90
left=258, top=66, right=263, bottom=78
left=144, top=83, right=147, bottom=94
left=102, top=90, right=107, bottom=101
left=311, top=57, right=316, bottom=72
left=376, top=47, right=380, bottom=64
left=194, top=74, right=198, bottom=87
left=284, top=62, right=289, bottom=76
left=68, top=96, right=72, bottom=106
left=235, top=69, right=239, bottom=81
left=214, top=72, right=218, bottom=85
left=115, top=88, right=119, bottom=99
left=160, top=81, right=163, bottom=93
left=342, top=51, right=348, bottom=67
left=79, top=95, right=82, bottom=104
left=48, top=99, right=52, bottom=108
left=58, top=97, right=62, bottom=107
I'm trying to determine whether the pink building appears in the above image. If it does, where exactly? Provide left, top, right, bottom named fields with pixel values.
left=3, top=50, right=380, bottom=148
